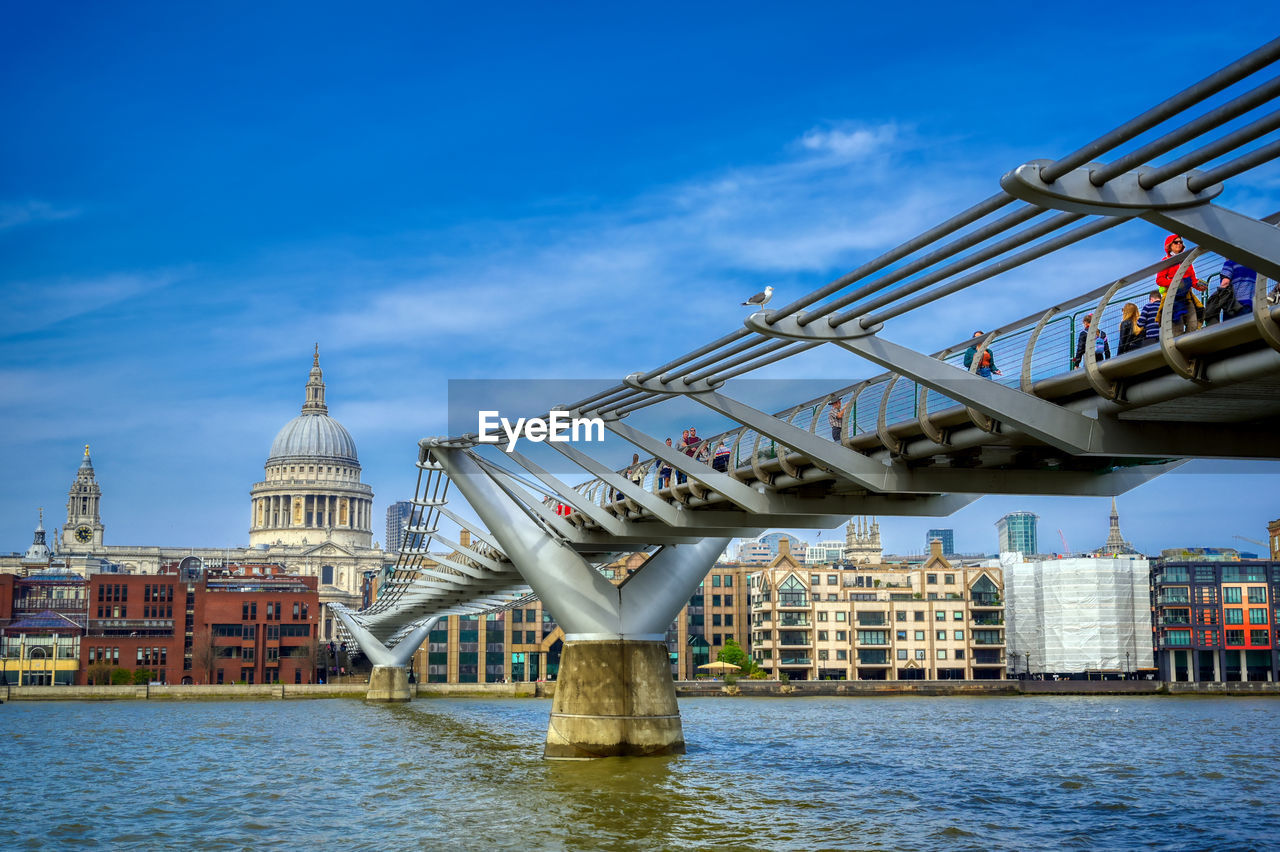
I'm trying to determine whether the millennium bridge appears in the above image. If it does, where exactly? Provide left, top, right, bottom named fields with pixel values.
left=333, top=39, right=1280, bottom=758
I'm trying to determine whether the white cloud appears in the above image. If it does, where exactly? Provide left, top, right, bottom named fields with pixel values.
left=0, top=199, right=81, bottom=230
left=798, top=123, right=899, bottom=161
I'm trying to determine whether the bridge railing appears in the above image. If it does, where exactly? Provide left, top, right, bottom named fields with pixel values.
left=583, top=244, right=1257, bottom=506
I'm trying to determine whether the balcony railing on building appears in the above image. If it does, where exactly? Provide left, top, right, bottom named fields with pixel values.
left=1159, top=630, right=1193, bottom=647
left=778, top=631, right=812, bottom=648
left=971, top=593, right=1003, bottom=607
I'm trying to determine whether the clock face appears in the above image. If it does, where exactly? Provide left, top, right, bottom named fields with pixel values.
left=75, top=525, right=93, bottom=543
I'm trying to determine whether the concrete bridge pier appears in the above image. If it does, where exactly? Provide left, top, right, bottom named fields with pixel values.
left=366, top=665, right=413, bottom=702
left=428, top=442, right=729, bottom=758
left=332, top=611, right=437, bottom=703
left=547, top=638, right=684, bottom=759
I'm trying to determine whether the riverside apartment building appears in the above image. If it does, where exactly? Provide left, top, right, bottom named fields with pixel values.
left=748, top=539, right=1006, bottom=680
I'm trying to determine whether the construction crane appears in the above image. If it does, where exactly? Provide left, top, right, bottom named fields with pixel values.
left=1058, top=529, right=1070, bottom=555
left=1234, top=535, right=1267, bottom=549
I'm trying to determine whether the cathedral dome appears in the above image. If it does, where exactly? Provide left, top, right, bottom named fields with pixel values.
left=265, top=346, right=359, bottom=466
left=268, top=413, right=358, bottom=464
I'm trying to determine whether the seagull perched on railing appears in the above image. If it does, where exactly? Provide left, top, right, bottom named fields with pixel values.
left=742, top=285, right=773, bottom=307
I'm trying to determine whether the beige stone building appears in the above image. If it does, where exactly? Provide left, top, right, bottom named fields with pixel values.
left=748, top=539, right=1006, bottom=680
left=1, top=350, right=391, bottom=641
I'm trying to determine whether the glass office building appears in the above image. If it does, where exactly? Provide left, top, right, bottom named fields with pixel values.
left=926, top=528, right=955, bottom=556
left=996, top=512, right=1039, bottom=556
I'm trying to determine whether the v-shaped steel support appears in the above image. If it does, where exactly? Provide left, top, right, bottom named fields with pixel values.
left=426, top=440, right=728, bottom=641
left=332, top=611, right=438, bottom=668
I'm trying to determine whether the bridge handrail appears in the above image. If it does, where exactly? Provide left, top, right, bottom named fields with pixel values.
left=591, top=221, right=1275, bottom=496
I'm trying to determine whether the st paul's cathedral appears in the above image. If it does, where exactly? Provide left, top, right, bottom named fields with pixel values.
left=3, top=349, right=394, bottom=641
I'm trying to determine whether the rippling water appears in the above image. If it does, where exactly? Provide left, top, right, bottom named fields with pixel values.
left=6, top=696, right=1280, bottom=850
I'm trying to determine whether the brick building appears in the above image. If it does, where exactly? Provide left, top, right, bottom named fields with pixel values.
left=2, top=562, right=319, bottom=685
left=189, top=567, right=319, bottom=685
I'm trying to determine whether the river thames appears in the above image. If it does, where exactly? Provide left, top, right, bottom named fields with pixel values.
left=6, top=695, right=1279, bottom=850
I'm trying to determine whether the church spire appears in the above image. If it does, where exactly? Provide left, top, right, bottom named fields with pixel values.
left=1098, top=497, right=1136, bottom=555
left=302, top=345, right=328, bottom=414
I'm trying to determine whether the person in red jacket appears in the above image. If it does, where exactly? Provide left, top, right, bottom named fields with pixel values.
left=1156, top=235, right=1206, bottom=333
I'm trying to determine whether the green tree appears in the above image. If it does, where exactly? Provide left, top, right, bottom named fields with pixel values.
left=716, top=638, right=758, bottom=675
left=87, top=662, right=113, bottom=685
left=132, top=668, right=154, bottom=685
left=109, top=667, right=132, bottom=685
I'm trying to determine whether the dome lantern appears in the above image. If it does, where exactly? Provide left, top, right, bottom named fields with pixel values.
left=266, top=347, right=359, bottom=465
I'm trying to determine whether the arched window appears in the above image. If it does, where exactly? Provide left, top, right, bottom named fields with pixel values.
left=322, top=565, right=334, bottom=585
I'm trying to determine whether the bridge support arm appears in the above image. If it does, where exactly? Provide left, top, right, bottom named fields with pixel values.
left=684, top=387, right=907, bottom=491
left=331, top=610, right=438, bottom=703
left=427, top=442, right=624, bottom=635
left=601, top=419, right=772, bottom=513
left=834, top=335, right=1101, bottom=454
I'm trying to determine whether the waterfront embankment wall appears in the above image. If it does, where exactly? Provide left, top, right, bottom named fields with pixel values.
left=674, top=680, right=1280, bottom=697
left=0, top=681, right=541, bottom=702
left=3, top=679, right=1278, bottom=702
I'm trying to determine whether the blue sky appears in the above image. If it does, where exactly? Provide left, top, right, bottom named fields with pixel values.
left=2, top=3, right=1278, bottom=557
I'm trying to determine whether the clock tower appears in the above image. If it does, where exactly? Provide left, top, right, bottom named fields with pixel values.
left=64, top=444, right=104, bottom=550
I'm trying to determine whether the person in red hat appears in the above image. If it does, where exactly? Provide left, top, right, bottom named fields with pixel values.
left=1156, top=235, right=1206, bottom=333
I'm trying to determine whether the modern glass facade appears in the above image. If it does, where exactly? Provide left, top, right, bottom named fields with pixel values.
left=996, top=512, right=1039, bottom=555
left=926, top=529, right=955, bottom=555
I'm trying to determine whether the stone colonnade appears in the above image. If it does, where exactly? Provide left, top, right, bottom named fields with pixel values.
left=251, top=494, right=373, bottom=532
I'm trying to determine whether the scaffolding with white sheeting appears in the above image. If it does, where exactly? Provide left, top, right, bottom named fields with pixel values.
left=1004, top=554, right=1152, bottom=675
